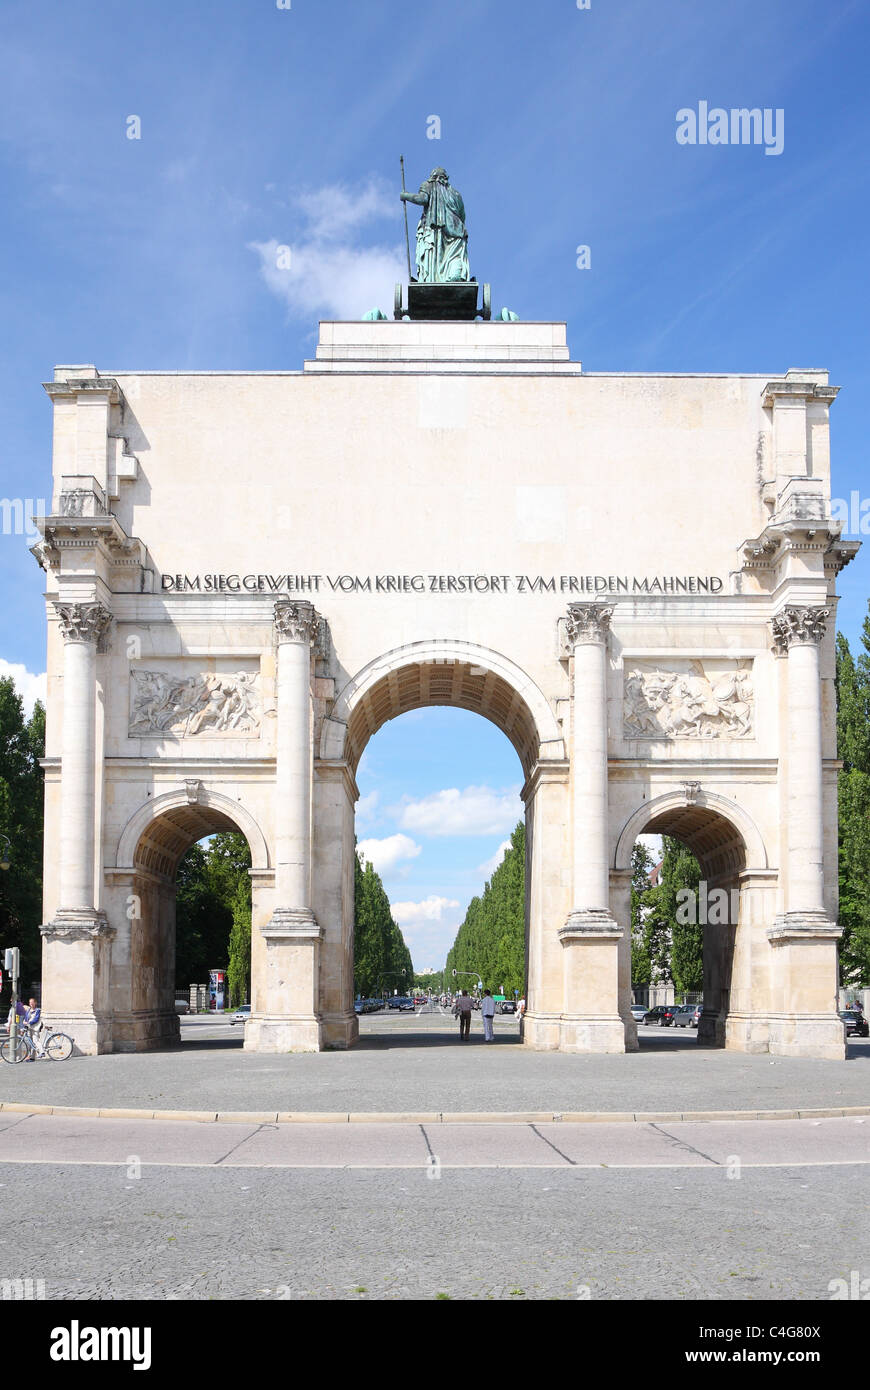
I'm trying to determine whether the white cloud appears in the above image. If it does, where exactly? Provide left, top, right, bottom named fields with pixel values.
left=478, top=839, right=512, bottom=877
left=356, top=833, right=421, bottom=875
left=397, top=785, right=523, bottom=837
left=0, top=661, right=46, bottom=717
left=249, top=178, right=405, bottom=321
left=355, top=790, right=379, bottom=826
left=391, top=895, right=461, bottom=928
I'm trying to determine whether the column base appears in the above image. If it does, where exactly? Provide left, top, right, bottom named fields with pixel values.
left=244, top=1014, right=323, bottom=1052
left=112, top=1010, right=182, bottom=1052
left=724, top=1012, right=771, bottom=1054
left=41, top=907, right=114, bottom=941
left=767, top=911, right=842, bottom=943
left=768, top=1013, right=846, bottom=1061
left=561, top=908, right=620, bottom=937
left=320, top=1011, right=359, bottom=1049
left=559, top=1014, right=626, bottom=1053
left=262, top=907, right=321, bottom=937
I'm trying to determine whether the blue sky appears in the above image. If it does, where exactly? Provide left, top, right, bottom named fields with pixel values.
left=1, top=0, right=868, bottom=967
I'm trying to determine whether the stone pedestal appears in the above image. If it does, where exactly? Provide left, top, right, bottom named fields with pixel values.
left=39, top=912, right=115, bottom=1054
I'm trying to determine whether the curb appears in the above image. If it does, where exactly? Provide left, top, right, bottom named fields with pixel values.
left=1, top=1101, right=869, bottom=1125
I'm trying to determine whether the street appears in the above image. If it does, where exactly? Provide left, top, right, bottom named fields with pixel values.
left=0, top=1111, right=866, bottom=1299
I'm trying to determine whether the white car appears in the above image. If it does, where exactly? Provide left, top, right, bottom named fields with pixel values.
left=630, top=1004, right=647, bottom=1022
left=230, top=1005, right=251, bottom=1025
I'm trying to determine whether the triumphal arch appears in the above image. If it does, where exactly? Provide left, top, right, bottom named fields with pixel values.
left=33, top=182, right=856, bottom=1058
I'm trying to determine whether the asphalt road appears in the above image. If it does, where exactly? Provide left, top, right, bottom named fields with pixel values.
left=0, top=1112, right=866, bottom=1300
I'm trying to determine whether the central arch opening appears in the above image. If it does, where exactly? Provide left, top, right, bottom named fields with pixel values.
left=332, top=649, right=552, bottom=1048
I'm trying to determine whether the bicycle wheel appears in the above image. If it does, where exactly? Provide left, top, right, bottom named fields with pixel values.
left=0, top=1034, right=33, bottom=1064
left=44, top=1032, right=73, bottom=1061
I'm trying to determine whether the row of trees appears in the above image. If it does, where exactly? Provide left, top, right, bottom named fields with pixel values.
left=836, top=613, right=870, bottom=985
left=444, top=822, right=525, bottom=996
left=0, top=678, right=45, bottom=989
left=630, top=837, right=704, bottom=993
left=175, top=832, right=251, bottom=1005
left=353, top=853, right=414, bottom=997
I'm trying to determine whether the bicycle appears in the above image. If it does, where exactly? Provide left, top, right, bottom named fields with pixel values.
left=0, top=1022, right=74, bottom=1064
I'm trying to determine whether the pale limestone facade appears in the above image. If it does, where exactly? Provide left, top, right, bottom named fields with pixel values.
left=33, top=321, right=857, bottom=1059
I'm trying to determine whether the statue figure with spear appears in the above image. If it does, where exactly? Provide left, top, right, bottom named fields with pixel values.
left=400, top=162, right=470, bottom=284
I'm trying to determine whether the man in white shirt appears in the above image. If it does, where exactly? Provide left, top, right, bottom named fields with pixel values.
left=481, top=989, right=496, bottom=1042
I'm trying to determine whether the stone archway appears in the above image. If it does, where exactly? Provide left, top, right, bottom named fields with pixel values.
left=613, top=789, right=775, bottom=1050
left=312, top=640, right=568, bottom=1050
left=104, top=788, right=271, bottom=1051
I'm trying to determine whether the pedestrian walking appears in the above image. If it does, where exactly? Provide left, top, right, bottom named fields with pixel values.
left=454, top=989, right=472, bottom=1040
left=517, top=994, right=526, bottom=1021
left=481, top=989, right=496, bottom=1042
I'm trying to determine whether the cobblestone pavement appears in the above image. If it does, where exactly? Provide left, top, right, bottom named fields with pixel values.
left=1, top=1015, right=868, bottom=1116
left=0, top=1154, right=865, bottom=1301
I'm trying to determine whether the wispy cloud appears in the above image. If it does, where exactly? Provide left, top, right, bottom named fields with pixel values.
left=391, top=896, right=461, bottom=929
left=356, top=833, right=421, bottom=875
left=397, top=785, right=523, bottom=837
left=477, top=839, right=512, bottom=877
left=0, top=661, right=45, bottom=718
left=249, top=178, right=405, bottom=321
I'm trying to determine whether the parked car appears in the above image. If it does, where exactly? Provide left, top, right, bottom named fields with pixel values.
left=500, top=1000, right=517, bottom=1014
left=174, top=999, right=190, bottom=1015
left=630, top=1004, right=647, bottom=1022
left=672, top=1004, right=697, bottom=1028
left=840, top=1009, right=870, bottom=1038
left=353, top=999, right=364, bottom=1015
left=691, top=1004, right=702, bottom=1026
left=230, top=1005, right=251, bottom=1025
left=643, top=1004, right=678, bottom=1026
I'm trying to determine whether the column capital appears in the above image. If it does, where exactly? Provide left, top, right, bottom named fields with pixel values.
left=770, top=604, right=829, bottom=653
left=53, top=601, right=113, bottom=645
left=274, top=598, right=318, bottom=645
left=565, top=602, right=614, bottom=648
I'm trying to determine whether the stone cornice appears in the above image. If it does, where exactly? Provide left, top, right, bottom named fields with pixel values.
left=761, top=380, right=839, bottom=407
left=740, top=521, right=858, bottom=576
left=43, top=376, right=123, bottom=404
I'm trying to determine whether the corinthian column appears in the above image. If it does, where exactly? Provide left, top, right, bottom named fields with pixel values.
left=247, top=599, right=323, bottom=1053
left=40, top=601, right=115, bottom=1055
left=557, top=603, right=625, bottom=1053
left=767, top=604, right=843, bottom=1059
left=271, top=599, right=319, bottom=929
left=771, top=605, right=828, bottom=918
left=53, top=602, right=112, bottom=918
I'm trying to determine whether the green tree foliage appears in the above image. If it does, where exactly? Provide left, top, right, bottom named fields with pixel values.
left=353, top=851, right=413, bottom=996
left=836, top=620, right=870, bottom=984
left=445, top=823, right=525, bottom=996
left=642, top=836, right=703, bottom=992
left=175, top=831, right=251, bottom=992
left=630, top=840, right=655, bottom=985
left=0, top=679, right=45, bottom=991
